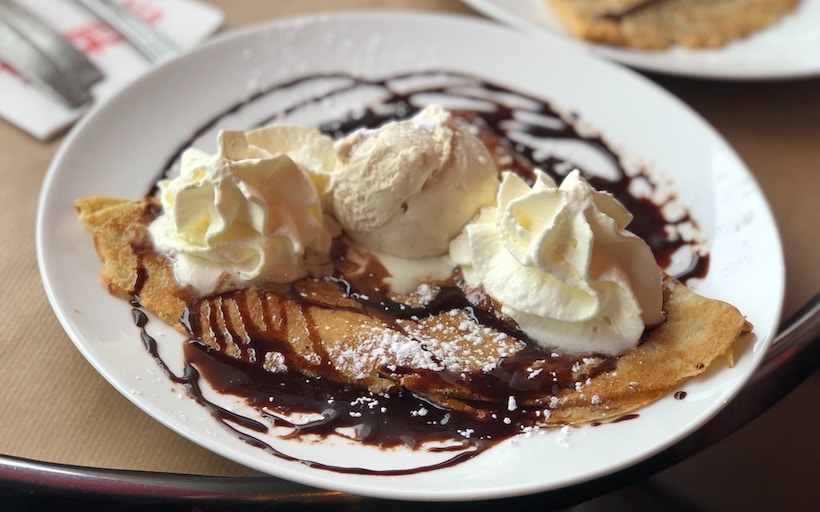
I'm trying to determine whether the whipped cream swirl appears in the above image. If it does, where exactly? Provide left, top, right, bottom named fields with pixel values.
left=450, top=170, right=663, bottom=355
left=149, top=128, right=336, bottom=294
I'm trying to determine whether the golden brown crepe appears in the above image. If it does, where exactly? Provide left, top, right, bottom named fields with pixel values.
left=76, top=194, right=751, bottom=426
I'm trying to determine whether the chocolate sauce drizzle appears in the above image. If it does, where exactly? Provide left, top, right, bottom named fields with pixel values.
left=132, top=289, right=526, bottom=474
left=135, top=71, right=709, bottom=474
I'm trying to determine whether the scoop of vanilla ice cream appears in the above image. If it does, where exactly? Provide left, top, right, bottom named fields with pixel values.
left=450, top=169, right=663, bottom=356
left=330, top=105, right=498, bottom=258
left=149, top=129, right=336, bottom=294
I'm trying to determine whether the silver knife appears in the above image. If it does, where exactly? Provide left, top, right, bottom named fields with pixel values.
left=72, top=0, right=178, bottom=63
left=0, top=0, right=102, bottom=108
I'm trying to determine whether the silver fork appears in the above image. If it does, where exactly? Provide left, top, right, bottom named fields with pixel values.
left=0, top=0, right=180, bottom=109
left=71, top=0, right=178, bottom=63
left=0, top=0, right=103, bottom=107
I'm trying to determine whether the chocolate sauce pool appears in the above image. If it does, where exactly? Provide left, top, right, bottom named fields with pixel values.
left=135, top=71, right=707, bottom=474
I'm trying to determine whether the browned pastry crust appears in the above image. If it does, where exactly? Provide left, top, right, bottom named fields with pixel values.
left=76, top=196, right=189, bottom=328
left=548, top=0, right=800, bottom=49
left=76, top=195, right=751, bottom=426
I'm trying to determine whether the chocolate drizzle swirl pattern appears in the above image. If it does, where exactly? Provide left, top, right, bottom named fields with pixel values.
left=134, top=71, right=707, bottom=474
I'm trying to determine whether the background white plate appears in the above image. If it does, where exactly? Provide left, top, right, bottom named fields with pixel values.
left=462, top=0, right=820, bottom=80
left=37, top=13, right=784, bottom=501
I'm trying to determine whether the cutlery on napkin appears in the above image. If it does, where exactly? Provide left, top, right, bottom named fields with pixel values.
left=0, top=0, right=104, bottom=108
left=0, top=0, right=223, bottom=141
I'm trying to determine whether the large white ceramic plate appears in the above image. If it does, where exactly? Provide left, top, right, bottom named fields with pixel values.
left=462, top=0, right=820, bottom=80
left=37, top=13, right=784, bottom=501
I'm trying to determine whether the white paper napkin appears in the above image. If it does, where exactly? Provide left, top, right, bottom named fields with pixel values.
left=0, top=0, right=223, bottom=140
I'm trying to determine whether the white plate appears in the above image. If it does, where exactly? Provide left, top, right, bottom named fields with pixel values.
left=462, top=0, right=820, bottom=80
left=37, top=13, right=784, bottom=501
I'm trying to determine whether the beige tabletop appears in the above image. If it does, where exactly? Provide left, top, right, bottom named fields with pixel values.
left=1, top=0, right=818, bottom=506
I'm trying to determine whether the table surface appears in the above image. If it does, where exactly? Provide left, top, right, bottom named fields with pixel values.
left=1, top=0, right=818, bottom=508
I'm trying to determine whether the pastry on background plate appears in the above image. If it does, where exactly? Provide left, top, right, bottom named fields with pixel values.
left=548, top=0, right=800, bottom=49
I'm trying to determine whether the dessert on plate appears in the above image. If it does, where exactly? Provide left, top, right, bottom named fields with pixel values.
left=76, top=103, right=750, bottom=470
left=547, top=0, right=800, bottom=49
